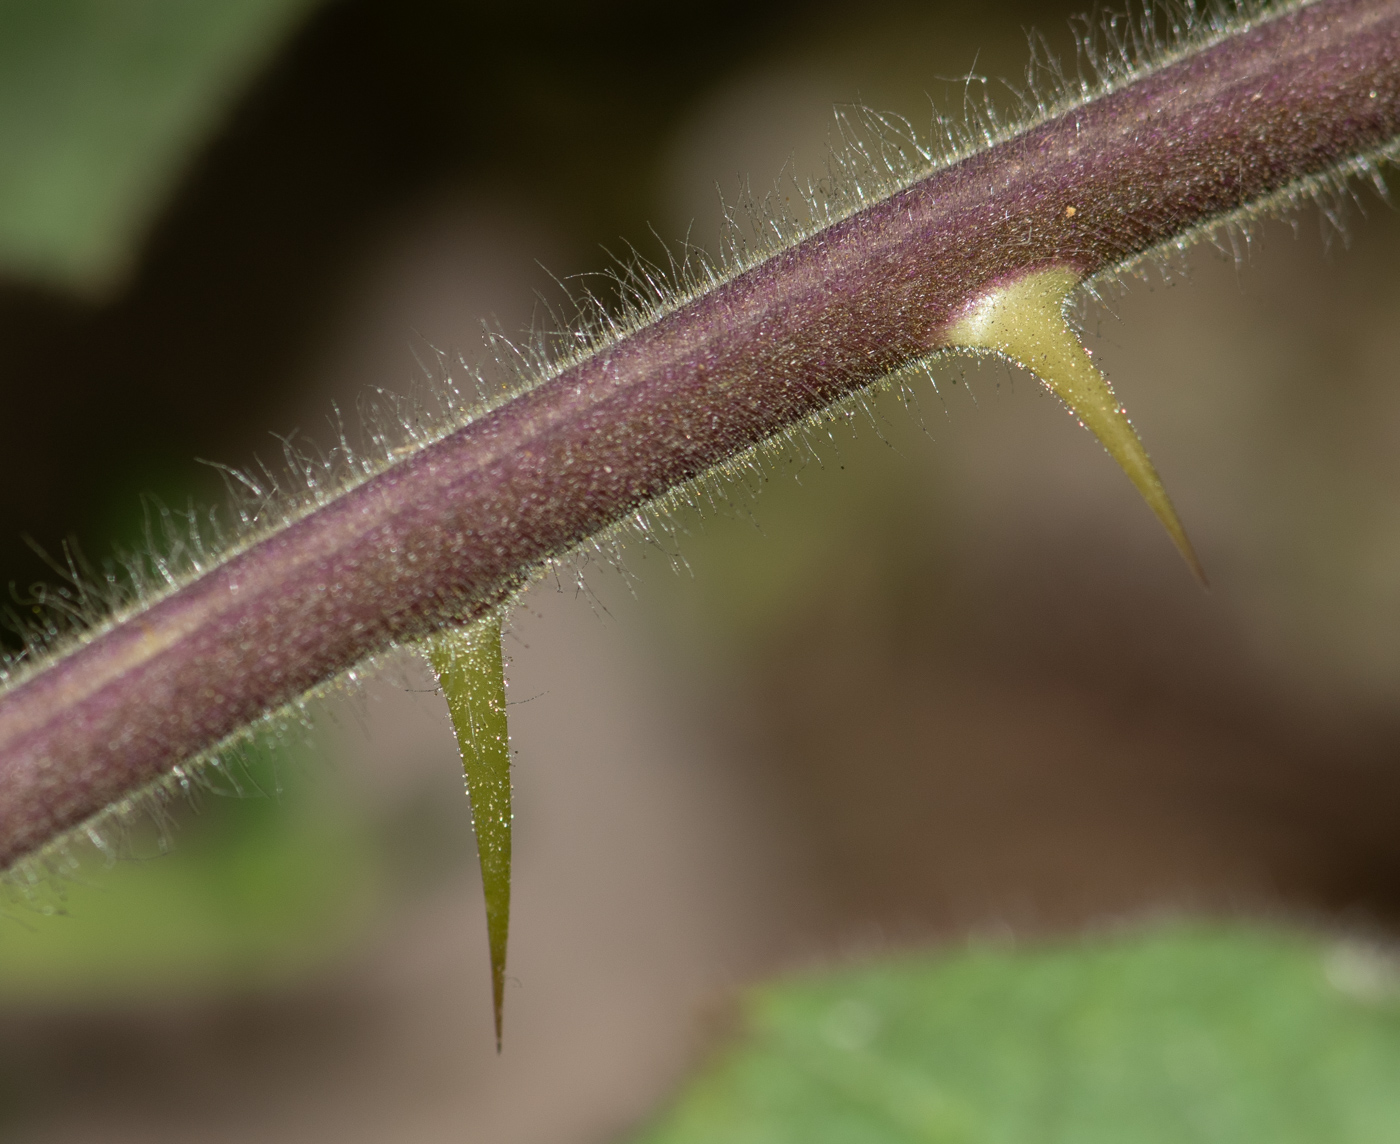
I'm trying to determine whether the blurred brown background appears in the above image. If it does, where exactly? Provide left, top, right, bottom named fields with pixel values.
left=3, top=0, right=1400, bottom=1139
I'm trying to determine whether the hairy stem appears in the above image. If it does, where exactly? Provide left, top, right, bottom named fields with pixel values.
left=2, top=0, right=1398, bottom=871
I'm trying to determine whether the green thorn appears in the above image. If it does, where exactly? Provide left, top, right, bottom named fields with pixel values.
left=426, top=614, right=512, bottom=1050
left=946, top=266, right=1206, bottom=585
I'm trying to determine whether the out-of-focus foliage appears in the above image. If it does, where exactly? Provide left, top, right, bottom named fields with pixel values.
left=0, top=749, right=380, bottom=1003
left=0, top=0, right=325, bottom=294
left=632, top=927, right=1400, bottom=1143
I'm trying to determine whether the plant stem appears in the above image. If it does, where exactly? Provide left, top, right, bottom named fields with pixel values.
left=2, top=0, right=1398, bottom=872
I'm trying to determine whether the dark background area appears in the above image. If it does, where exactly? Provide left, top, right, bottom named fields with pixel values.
left=0, top=0, right=824, bottom=592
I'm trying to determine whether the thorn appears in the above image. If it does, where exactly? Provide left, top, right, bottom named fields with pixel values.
left=425, top=614, right=513, bottom=1049
left=946, top=265, right=1206, bottom=586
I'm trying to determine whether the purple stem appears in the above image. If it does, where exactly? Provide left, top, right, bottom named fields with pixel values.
left=2, top=0, right=1399, bottom=870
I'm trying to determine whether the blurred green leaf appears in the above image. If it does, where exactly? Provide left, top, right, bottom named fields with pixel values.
left=632, top=927, right=1400, bottom=1143
left=0, top=0, right=326, bottom=295
left=0, top=747, right=381, bottom=1003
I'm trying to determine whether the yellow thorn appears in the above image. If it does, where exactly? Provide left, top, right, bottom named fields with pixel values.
left=426, top=614, right=513, bottom=1050
left=946, top=266, right=1205, bottom=585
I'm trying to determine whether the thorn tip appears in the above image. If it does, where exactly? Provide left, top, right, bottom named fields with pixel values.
left=946, top=266, right=1205, bottom=584
left=426, top=615, right=513, bottom=1050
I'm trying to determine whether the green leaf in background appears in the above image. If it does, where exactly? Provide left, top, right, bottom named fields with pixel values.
left=632, top=926, right=1400, bottom=1144
left=0, top=0, right=326, bottom=295
left=0, top=746, right=381, bottom=1004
